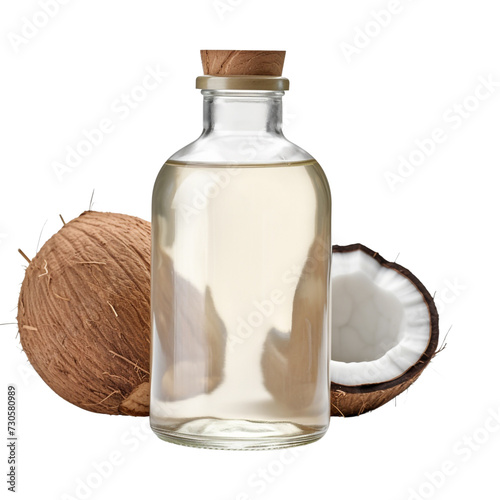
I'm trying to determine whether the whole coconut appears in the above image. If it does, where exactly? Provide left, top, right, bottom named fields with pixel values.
left=17, top=211, right=151, bottom=416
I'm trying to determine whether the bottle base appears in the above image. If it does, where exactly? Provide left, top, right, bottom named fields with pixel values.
left=151, top=418, right=328, bottom=451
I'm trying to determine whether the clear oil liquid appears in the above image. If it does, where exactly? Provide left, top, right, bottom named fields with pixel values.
left=150, top=159, right=331, bottom=450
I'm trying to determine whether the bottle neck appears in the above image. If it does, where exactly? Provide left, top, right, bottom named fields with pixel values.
left=202, top=90, right=284, bottom=135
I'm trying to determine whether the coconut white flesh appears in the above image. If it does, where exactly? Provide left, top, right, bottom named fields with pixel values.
left=330, top=250, right=431, bottom=386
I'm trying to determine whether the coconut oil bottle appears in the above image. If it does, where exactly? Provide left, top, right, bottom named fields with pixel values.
left=150, top=50, right=331, bottom=449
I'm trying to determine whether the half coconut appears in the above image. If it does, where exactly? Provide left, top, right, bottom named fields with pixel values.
left=330, top=244, right=439, bottom=417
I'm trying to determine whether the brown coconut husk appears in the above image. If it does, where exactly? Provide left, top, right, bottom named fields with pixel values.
left=17, top=211, right=151, bottom=416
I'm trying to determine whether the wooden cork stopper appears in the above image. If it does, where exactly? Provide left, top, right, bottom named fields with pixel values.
left=200, top=50, right=286, bottom=76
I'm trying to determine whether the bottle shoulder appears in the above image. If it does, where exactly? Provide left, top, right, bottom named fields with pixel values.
left=167, top=132, right=314, bottom=164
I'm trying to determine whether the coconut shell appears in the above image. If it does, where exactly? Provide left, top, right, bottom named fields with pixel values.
left=17, top=211, right=151, bottom=416
left=330, top=244, right=440, bottom=417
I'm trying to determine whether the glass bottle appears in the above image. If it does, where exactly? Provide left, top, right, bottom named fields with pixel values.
left=150, top=50, right=331, bottom=450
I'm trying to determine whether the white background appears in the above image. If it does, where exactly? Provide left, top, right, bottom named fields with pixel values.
left=1, top=1, right=499, bottom=499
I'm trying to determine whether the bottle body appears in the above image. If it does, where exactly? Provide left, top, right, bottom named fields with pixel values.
left=150, top=91, right=331, bottom=449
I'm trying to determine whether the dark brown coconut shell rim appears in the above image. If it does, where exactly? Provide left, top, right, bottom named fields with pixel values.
left=330, top=243, right=439, bottom=395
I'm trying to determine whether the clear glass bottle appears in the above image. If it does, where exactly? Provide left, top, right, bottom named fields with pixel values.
left=150, top=51, right=331, bottom=450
